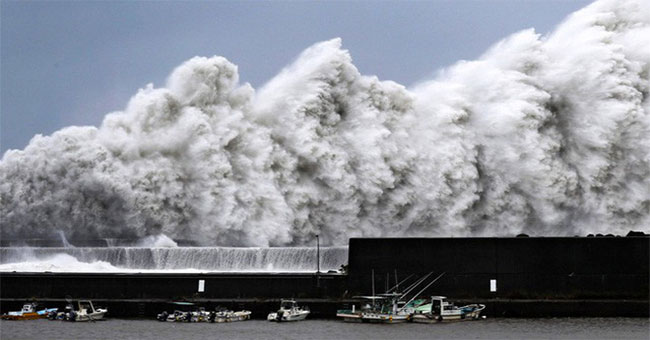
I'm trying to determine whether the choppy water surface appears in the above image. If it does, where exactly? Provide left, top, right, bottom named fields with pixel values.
left=1, top=318, right=648, bottom=340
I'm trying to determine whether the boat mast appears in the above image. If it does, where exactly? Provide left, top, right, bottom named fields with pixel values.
left=394, top=270, right=399, bottom=293
left=399, top=272, right=446, bottom=311
left=386, top=272, right=389, bottom=292
left=372, top=269, right=376, bottom=308
left=399, top=272, right=433, bottom=299
left=386, top=274, right=414, bottom=294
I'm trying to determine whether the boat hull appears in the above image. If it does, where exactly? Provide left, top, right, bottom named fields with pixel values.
left=412, top=314, right=478, bottom=323
left=336, top=312, right=363, bottom=323
left=1, top=312, right=41, bottom=321
left=411, top=309, right=484, bottom=323
left=267, top=311, right=309, bottom=322
left=2, top=307, right=58, bottom=320
left=226, top=311, right=251, bottom=322
left=74, top=311, right=106, bottom=322
left=361, top=313, right=410, bottom=324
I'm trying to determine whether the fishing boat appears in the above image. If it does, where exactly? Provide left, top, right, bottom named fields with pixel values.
left=267, top=299, right=310, bottom=322
left=411, top=296, right=485, bottom=323
left=338, top=271, right=446, bottom=324
left=359, top=293, right=412, bottom=323
left=1, top=303, right=57, bottom=320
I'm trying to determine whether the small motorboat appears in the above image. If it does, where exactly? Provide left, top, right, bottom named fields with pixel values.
left=157, top=303, right=251, bottom=323
left=411, top=296, right=485, bottom=323
left=218, top=309, right=252, bottom=322
left=1, top=303, right=57, bottom=320
left=267, top=299, right=310, bottom=322
left=212, top=306, right=252, bottom=323
left=52, top=300, right=107, bottom=322
left=75, top=300, right=107, bottom=322
left=157, top=301, right=197, bottom=322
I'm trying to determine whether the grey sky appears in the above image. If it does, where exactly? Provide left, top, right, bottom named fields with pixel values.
left=1, top=0, right=591, bottom=154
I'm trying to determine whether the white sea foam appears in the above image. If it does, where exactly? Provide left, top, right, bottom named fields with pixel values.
left=1, top=0, right=648, bottom=246
left=0, top=253, right=125, bottom=273
left=136, top=234, right=178, bottom=248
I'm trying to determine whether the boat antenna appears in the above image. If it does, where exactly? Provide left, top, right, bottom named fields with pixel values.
left=371, top=269, right=376, bottom=308
left=385, top=272, right=389, bottom=292
left=395, top=270, right=399, bottom=293
left=399, top=272, right=446, bottom=311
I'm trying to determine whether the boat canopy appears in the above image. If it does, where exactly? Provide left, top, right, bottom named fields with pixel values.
left=354, top=296, right=388, bottom=300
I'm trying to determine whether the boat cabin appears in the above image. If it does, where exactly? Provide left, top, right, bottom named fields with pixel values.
left=430, top=296, right=450, bottom=314
left=78, top=300, right=97, bottom=314
left=21, top=304, right=35, bottom=313
left=280, top=300, right=297, bottom=310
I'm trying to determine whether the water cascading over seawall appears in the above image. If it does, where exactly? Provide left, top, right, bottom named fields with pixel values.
left=0, top=247, right=348, bottom=272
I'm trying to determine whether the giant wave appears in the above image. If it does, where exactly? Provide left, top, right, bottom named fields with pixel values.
left=1, top=0, right=648, bottom=246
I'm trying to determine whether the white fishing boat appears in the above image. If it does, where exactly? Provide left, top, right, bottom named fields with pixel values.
left=55, top=300, right=107, bottom=322
left=411, top=296, right=485, bottom=323
left=267, top=299, right=310, bottom=322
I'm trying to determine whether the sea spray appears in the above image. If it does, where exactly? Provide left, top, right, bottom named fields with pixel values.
left=0, top=0, right=648, bottom=246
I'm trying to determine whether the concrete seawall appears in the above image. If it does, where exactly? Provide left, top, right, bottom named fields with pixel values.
left=347, top=236, right=649, bottom=300
left=0, top=272, right=345, bottom=300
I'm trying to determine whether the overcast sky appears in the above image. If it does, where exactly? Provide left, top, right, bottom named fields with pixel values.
left=1, top=0, right=591, bottom=154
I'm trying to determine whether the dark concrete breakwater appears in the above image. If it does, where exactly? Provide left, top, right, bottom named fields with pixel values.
left=1, top=236, right=648, bottom=318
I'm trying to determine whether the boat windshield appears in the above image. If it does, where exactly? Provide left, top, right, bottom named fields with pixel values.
left=78, top=301, right=93, bottom=313
left=281, top=301, right=296, bottom=309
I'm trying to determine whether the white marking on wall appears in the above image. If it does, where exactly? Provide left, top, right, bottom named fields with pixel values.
left=490, top=279, right=497, bottom=292
left=198, top=279, right=205, bottom=292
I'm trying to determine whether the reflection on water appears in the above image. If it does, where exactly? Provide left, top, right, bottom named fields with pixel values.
left=1, top=318, right=648, bottom=340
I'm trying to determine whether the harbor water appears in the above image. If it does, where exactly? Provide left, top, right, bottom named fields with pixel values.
left=1, top=318, right=648, bottom=340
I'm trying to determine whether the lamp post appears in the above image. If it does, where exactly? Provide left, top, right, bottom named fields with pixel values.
left=316, top=234, right=320, bottom=273
left=315, top=234, right=321, bottom=291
